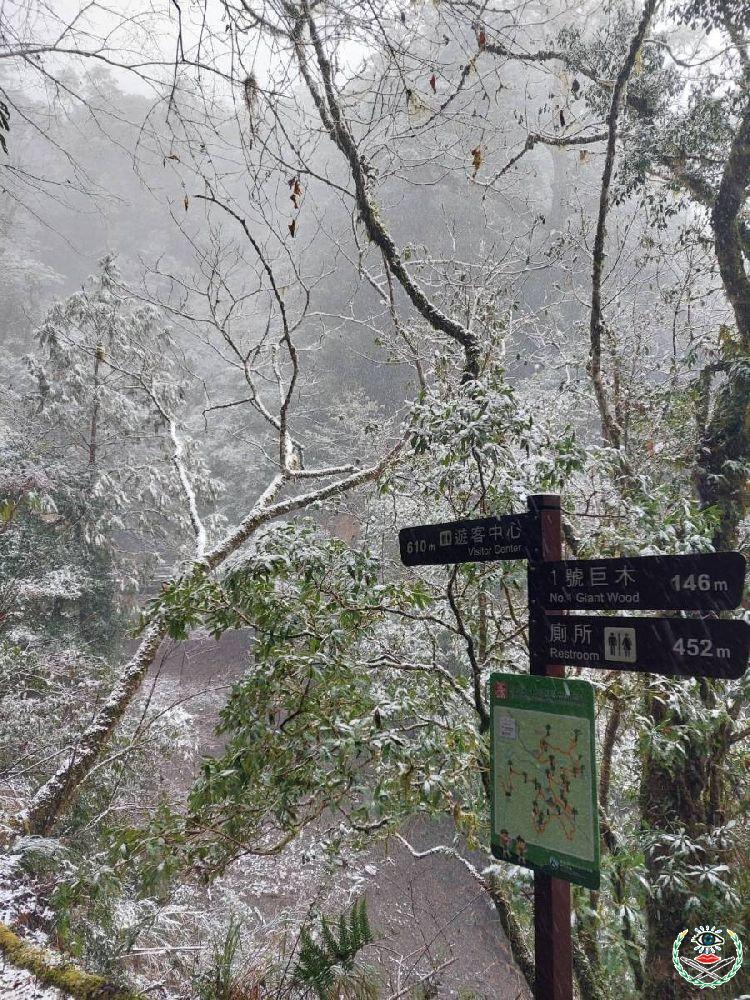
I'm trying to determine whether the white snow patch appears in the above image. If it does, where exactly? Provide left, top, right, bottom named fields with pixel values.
left=0, top=852, right=72, bottom=997
left=0, top=962, right=68, bottom=999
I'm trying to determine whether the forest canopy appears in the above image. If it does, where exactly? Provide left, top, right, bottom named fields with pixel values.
left=0, top=1, right=748, bottom=998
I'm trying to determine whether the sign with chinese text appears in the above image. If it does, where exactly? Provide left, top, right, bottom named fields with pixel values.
left=528, top=552, right=746, bottom=611
left=535, top=615, right=750, bottom=679
left=490, top=672, right=600, bottom=890
left=399, top=513, right=535, bottom=566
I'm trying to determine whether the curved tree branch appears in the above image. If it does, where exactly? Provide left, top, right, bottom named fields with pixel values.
left=395, top=835, right=534, bottom=993
left=294, top=3, right=483, bottom=377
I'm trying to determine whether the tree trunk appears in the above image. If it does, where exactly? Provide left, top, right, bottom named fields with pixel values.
left=485, top=877, right=536, bottom=992
left=0, top=921, right=143, bottom=1000
left=696, top=355, right=750, bottom=550
left=711, top=98, right=750, bottom=350
left=19, top=620, right=167, bottom=836
left=640, top=56, right=750, bottom=1000
left=696, top=94, right=750, bottom=547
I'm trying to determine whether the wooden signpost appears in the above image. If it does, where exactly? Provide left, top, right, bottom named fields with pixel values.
left=399, top=494, right=749, bottom=1000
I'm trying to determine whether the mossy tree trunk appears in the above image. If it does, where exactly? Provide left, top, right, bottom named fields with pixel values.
left=0, top=921, right=143, bottom=1000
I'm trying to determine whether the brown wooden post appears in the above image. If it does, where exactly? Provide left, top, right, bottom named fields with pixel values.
left=527, top=494, right=573, bottom=1000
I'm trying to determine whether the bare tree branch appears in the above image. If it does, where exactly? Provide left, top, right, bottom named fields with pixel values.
left=294, top=2, right=483, bottom=377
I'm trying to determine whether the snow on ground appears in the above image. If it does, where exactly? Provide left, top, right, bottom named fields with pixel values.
left=0, top=850, right=72, bottom=999
left=0, top=963, right=65, bottom=999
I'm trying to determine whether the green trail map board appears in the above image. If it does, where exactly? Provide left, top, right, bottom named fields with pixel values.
left=490, top=673, right=600, bottom=889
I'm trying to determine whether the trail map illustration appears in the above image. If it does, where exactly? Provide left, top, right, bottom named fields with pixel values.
left=490, top=673, right=600, bottom=889
left=495, top=708, right=592, bottom=854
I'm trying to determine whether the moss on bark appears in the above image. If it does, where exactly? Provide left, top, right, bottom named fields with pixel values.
left=0, top=922, right=143, bottom=1000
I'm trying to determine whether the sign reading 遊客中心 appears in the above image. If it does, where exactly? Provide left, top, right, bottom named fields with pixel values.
left=534, top=615, right=750, bottom=679
left=490, top=672, right=600, bottom=890
left=399, top=513, right=535, bottom=566
left=529, top=552, right=746, bottom=611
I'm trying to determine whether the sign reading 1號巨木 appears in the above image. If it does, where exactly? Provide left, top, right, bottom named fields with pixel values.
left=490, top=672, right=600, bottom=890
left=528, top=552, right=746, bottom=611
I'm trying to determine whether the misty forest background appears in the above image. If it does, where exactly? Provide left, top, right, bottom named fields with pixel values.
left=0, top=0, right=749, bottom=998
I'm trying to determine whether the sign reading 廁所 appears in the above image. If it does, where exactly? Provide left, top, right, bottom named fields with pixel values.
left=490, top=672, right=600, bottom=890
left=535, top=615, right=750, bottom=679
left=399, top=513, right=536, bottom=566
left=529, top=552, right=746, bottom=611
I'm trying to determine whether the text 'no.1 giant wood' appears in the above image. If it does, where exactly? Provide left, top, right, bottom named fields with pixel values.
left=528, top=551, right=746, bottom=611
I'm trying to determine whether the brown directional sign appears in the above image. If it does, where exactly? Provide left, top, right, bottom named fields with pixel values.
left=399, top=513, right=536, bottom=566
left=534, top=615, right=750, bottom=679
left=528, top=552, right=746, bottom=611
